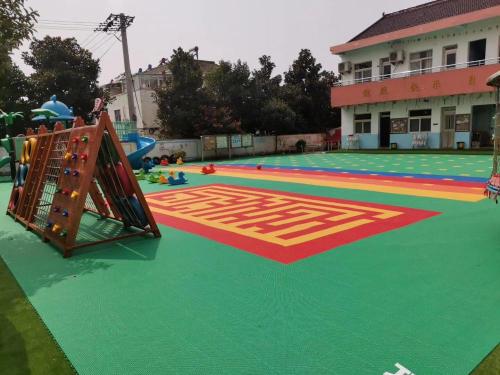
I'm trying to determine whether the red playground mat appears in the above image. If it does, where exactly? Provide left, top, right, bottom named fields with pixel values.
left=146, top=184, right=439, bottom=263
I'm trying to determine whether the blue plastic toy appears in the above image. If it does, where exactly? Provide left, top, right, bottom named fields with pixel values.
left=168, top=171, right=187, bottom=186
left=143, top=159, right=154, bottom=174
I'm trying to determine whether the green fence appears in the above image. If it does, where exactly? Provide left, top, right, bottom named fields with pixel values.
left=113, top=121, right=137, bottom=140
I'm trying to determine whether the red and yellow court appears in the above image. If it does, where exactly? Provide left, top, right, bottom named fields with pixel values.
left=146, top=184, right=438, bottom=263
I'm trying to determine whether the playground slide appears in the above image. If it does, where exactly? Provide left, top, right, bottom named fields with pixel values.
left=122, top=133, right=156, bottom=170
left=0, top=155, right=11, bottom=169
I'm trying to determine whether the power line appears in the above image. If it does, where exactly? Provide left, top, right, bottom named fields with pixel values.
left=81, top=31, right=103, bottom=48
left=88, top=33, right=116, bottom=53
left=98, top=38, right=119, bottom=60
left=37, top=25, right=96, bottom=31
left=79, top=31, right=96, bottom=46
left=38, top=18, right=100, bottom=25
left=84, top=32, right=109, bottom=50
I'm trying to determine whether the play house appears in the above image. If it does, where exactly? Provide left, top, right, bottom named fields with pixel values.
left=7, top=112, right=160, bottom=257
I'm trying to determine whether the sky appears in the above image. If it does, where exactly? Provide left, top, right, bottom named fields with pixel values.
left=13, top=0, right=425, bottom=84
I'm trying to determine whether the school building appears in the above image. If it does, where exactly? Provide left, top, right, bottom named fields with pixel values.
left=331, top=0, right=500, bottom=149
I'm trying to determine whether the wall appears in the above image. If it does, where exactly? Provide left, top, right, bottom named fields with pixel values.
left=276, top=134, right=326, bottom=152
left=339, top=18, right=500, bottom=84
left=138, top=89, right=160, bottom=130
left=107, top=88, right=158, bottom=131
left=340, top=92, right=496, bottom=149
left=147, top=139, right=200, bottom=161
left=141, top=134, right=328, bottom=161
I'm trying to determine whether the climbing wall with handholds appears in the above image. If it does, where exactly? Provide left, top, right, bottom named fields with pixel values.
left=7, top=113, right=161, bottom=258
left=42, top=123, right=99, bottom=249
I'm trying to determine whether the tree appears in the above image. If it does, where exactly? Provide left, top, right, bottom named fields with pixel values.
left=0, top=0, right=37, bottom=123
left=22, top=36, right=101, bottom=117
left=261, top=98, right=297, bottom=135
left=246, top=55, right=284, bottom=133
left=154, top=47, right=208, bottom=138
left=283, top=49, right=340, bottom=132
left=0, top=0, right=38, bottom=72
left=204, top=59, right=250, bottom=133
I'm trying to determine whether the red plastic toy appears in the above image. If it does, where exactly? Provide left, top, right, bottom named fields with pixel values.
left=201, top=164, right=216, bottom=174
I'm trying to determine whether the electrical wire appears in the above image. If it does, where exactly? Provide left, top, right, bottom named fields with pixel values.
left=98, top=38, right=119, bottom=60
left=89, top=33, right=116, bottom=53
left=38, top=19, right=100, bottom=26
left=81, top=31, right=103, bottom=48
left=84, top=32, right=110, bottom=50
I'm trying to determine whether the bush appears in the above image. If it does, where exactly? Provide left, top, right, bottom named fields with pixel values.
left=296, top=139, right=306, bottom=152
left=174, top=150, right=186, bottom=160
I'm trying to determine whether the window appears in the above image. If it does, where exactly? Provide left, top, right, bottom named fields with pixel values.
left=410, top=50, right=433, bottom=75
left=114, top=109, right=122, bottom=122
left=443, top=45, right=457, bottom=69
left=354, top=114, right=371, bottom=134
left=469, top=39, right=486, bottom=67
left=409, top=109, right=431, bottom=132
left=354, top=62, right=372, bottom=83
left=379, top=58, right=391, bottom=80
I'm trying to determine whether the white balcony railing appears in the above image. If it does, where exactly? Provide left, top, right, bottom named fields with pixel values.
left=334, top=57, right=500, bottom=87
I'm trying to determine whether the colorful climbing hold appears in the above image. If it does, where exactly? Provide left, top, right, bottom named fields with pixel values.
left=81, top=136, right=89, bottom=143
left=72, top=153, right=78, bottom=160
left=64, top=152, right=72, bottom=161
left=62, top=188, right=71, bottom=196
left=53, top=206, right=61, bottom=213
left=70, top=191, right=79, bottom=200
left=62, top=209, right=69, bottom=217
left=80, top=153, right=88, bottom=161
left=46, top=221, right=53, bottom=228
left=52, top=224, right=62, bottom=233
left=72, top=170, right=79, bottom=177
left=64, top=167, right=71, bottom=175
left=72, top=137, right=79, bottom=144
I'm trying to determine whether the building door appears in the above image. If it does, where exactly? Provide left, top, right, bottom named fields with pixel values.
left=441, top=107, right=456, bottom=148
left=379, top=112, right=391, bottom=148
left=472, top=105, right=496, bottom=147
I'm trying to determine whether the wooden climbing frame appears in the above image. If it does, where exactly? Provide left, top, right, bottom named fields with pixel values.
left=6, top=113, right=161, bottom=257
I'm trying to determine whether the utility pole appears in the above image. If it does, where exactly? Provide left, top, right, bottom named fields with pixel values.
left=95, top=13, right=136, bottom=122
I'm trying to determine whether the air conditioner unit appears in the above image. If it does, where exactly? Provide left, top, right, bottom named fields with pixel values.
left=390, top=50, right=405, bottom=64
left=338, top=61, right=352, bottom=74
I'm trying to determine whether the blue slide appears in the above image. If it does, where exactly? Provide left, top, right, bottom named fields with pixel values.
left=122, top=133, right=157, bottom=170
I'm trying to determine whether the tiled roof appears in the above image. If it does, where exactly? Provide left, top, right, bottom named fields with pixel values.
left=350, top=0, right=500, bottom=42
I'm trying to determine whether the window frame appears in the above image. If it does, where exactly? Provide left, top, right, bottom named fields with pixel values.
left=354, top=114, right=372, bottom=134
left=354, top=61, right=372, bottom=83
left=408, top=109, right=432, bottom=133
left=409, top=50, right=433, bottom=75
left=114, top=109, right=122, bottom=122
left=442, top=45, right=457, bottom=70
left=379, top=58, right=391, bottom=80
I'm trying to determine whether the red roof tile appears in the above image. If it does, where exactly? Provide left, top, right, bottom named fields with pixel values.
left=350, top=0, right=500, bottom=42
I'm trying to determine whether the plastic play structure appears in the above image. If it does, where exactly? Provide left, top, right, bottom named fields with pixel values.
left=122, top=132, right=157, bottom=170
left=32, top=95, right=75, bottom=124
left=6, top=112, right=161, bottom=257
left=484, top=71, right=500, bottom=201
left=201, top=164, right=216, bottom=174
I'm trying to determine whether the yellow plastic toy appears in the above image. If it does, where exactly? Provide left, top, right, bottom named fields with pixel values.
left=176, top=157, right=183, bottom=165
left=169, top=170, right=175, bottom=177
left=159, top=175, right=168, bottom=184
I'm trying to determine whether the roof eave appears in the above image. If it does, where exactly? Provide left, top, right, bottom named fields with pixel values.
left=331, top=5, right=500, bottom=55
